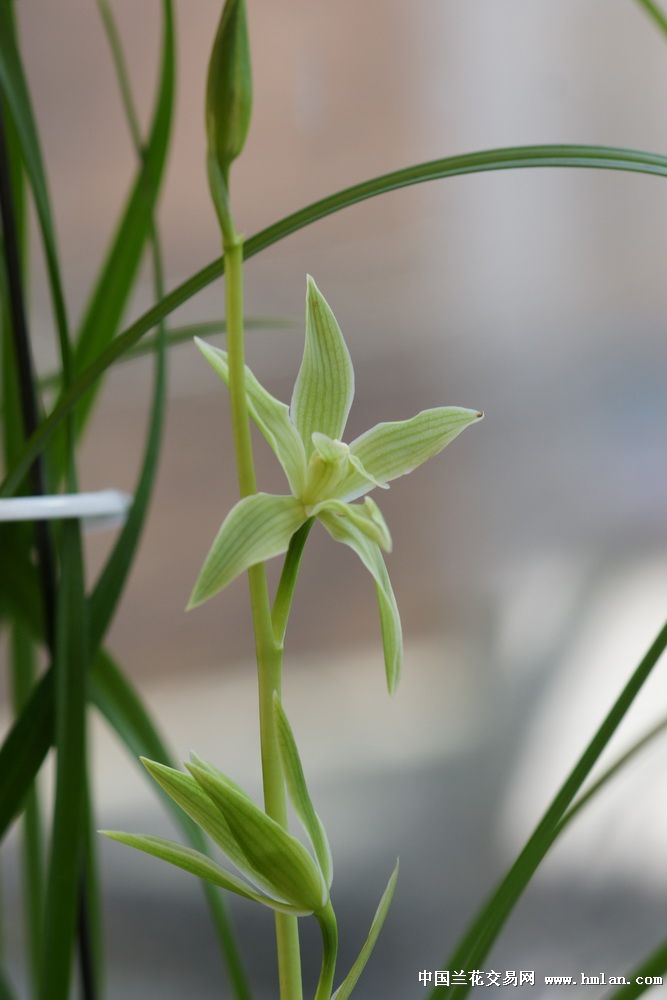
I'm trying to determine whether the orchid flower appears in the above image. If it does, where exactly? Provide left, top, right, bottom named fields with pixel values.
left=188, top=276, right=482, bottom=691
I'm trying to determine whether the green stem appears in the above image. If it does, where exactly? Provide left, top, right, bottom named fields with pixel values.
left=314, top=903, right=338, bottom=1000
left=224, top=236, right=302, bottom=999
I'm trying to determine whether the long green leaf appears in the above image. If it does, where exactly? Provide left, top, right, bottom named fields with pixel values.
left=9, top=624, right=44, bottom=992
left=38, top=519, right=88, bottom=1000
left=5, top=143, right=667, bottom=496
left=65, top=0, right=175, bottom=447
left=0, top=2, right=71, bottom=382
left=429, top=620, right=667, bottom=1000
left=609, top=937, right=667, bottom=998
left=89, top=651, right=252, bottom=1000
left=34, top=318, right=294, bottom=394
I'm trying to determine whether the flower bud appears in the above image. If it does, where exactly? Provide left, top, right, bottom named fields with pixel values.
left=206, top=0, right=252, bottom=185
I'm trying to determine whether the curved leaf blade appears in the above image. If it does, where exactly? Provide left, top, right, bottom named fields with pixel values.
left=6, top=143, right=667, bottom=496
left=331, top=861, right=399, bottom=1000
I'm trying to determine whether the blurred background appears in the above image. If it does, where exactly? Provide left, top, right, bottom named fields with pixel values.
left=2, top=0, right=667, bottom=996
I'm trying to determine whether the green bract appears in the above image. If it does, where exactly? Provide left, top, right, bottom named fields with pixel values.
left=101, top=753, right=328, bottom=917
left=189, top=276, right=482, bottom=691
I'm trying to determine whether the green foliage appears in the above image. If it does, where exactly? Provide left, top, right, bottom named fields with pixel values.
left=2, top=2, right=667, bottom=998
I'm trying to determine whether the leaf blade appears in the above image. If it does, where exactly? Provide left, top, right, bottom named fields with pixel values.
left=7, top=143, right=667, bottom=496
left=331, top=861, right=399, bottom=1000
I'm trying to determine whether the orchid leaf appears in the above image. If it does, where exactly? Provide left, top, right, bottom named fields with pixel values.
left=331, top=861, right=399, bottom=1000
left=291, top=276, right=354, bottom=454
left=195, top=338, right=306, bottom=494
left=188, top=493, right=306, bottom=609
left=100, top=832, right=306, bottom=915
left=342, top=407, right=482, bottom=500
left=319, top=511, right=402, bottom=692
left=187, top=762, right=327, bottom=913
left=273, top=695, right=333, bottom=888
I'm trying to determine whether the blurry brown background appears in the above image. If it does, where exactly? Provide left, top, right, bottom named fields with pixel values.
left=2, top=1, right=667, bottom=997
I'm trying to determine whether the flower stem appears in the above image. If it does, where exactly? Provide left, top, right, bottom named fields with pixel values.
left=314, top=902, right=338, bottom=1000
left=223, top=234, right=303, bottom=999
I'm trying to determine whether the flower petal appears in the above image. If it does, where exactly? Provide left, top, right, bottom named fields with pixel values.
left=319, top=510, right=402, bottom=692
left=188, top=494, right=306, bottom=609
left=312, top=497, right=392, bottom=552
left=290, top=277, right=355, bottom=454
left=342, top=407, right=483, bottom=500
left=195, top=338, right=307, bottom=495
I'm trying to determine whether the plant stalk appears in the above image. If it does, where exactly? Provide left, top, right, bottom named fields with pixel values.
left=314, top=902, right=338, bottom=1000
left=223, top=235, right=302, bottom=999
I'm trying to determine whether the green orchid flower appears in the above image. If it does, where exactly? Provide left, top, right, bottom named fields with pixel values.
left=188, top=276, right=482, bottom=691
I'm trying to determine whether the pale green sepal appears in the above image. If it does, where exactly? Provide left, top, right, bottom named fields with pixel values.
left=188, top=493, right=307, bottom=609
left=343, top=407, right=483, bottom=501
left=195, top=338, right=307, bottom=494
left=188, top=762, right=328, bottom=913
left=319, top=511, right=402, bottom=692
left=291, top=277, right=355, bottom=455
left=331, top=860, right=399, bottom=1000
left=273, top=694, right=333, bottom=888
left=312, top=497, right=392, bottom=552
left=140, top=757, right=270, bottom=895
left=100, top=832, right=308, bottom=915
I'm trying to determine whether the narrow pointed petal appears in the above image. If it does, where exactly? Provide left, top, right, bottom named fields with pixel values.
left=273, top=694, right=333, bottom=888
left=312, top=497, right=392, bottom=552
left=342, top=407, right=483, bottom=500
left=188, top=762, right=328, bottom=912
left=290, top=277, right=354, bottom=454
left=188, top=494, right=306, bottom=609
left=331, top=861, right=399, bottom=1000
left=319, top=510, right=402, bottom=691
left=100, top=832, right=308, bottom=915
left=195, top=338, right=307, bottom=494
